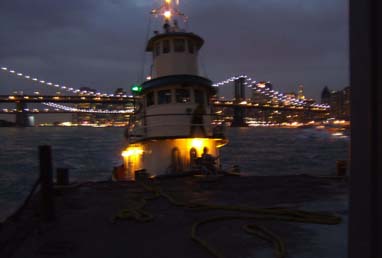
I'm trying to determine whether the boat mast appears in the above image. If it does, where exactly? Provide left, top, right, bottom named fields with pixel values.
left=150, top=0, right=188, bottom=30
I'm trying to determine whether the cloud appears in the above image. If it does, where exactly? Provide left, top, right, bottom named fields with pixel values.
left=0, top=0, right=348, bottom=100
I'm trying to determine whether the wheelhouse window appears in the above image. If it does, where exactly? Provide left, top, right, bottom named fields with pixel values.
left=163, top=40, right=170, bottom=54
left=155, top=42, right=161, bottom=57
left=158, top=90, right=172, bottom=104
left=188, top=40, right=194, bottom=54
left=175, top=89, right=191, bottom=103
left=146, top=92, right=155, bottom=107
left=194, top=90, right=205, bottom=105
left=174, top=39, right=185, bottom=52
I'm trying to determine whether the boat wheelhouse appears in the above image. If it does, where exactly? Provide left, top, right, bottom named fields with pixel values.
left=120, top=0, right=227, bottom=180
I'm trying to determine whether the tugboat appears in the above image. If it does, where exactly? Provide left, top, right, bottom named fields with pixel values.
left=118, top=0, right=228, bottom=180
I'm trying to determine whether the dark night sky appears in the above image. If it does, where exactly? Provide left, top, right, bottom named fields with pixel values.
left=0, top=0, right=348, bottom=100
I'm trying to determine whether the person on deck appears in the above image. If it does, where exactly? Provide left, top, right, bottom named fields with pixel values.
left=200, top=147, right=218, bottom=174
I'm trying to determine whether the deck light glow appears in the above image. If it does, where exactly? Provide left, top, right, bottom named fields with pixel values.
left=122, top=147, right=144, bottom=157
left=191, top=138, right=204, bottom=150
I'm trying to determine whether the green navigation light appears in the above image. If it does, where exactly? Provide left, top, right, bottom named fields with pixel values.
left=131, top=84, right=143, bottom=94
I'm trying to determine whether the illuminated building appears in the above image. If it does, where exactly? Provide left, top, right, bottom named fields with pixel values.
left=72, top=87, right=130, bottom=125
left=72, top=87, right=99, bottom=124
left=321, top=86, right=350, bottom=119
left=297, top=84, right=305, bottom=100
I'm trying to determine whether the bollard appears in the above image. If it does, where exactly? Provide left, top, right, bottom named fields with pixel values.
left=336, top=160, right=347, bottom=176
left=39, top=145, right=56, bottom=221
left=135, top=169, right=148, bottom=181
left=56, top=168, right=70, bottom=186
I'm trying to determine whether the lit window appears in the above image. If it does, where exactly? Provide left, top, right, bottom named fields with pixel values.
left=176, top=89, right=191, bottom=103
left=155, top=43, right=161, bottom=56
left=158, top=90, right=172, bottom=104
left=146, top=92, right=155, bottom=106
left=188, top=40, right=194, bottom=54
left=174, top=39, right=185, bottom=52
left=194, top=90, right=205, bottom=105
left=163, top=40, right=170, bottom=54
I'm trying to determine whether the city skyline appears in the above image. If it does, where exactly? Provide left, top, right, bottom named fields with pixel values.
left=0, top=0, right=349, bottom=101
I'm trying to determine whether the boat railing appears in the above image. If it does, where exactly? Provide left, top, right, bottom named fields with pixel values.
left=126, top=113, right=226, bottom=141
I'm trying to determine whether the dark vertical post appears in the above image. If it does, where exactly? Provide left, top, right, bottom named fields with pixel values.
left=39, top=145, right=55, bottom=221
left=56, top=168, right=70, bottom=186
left=349, top=0, right=382, bottom=257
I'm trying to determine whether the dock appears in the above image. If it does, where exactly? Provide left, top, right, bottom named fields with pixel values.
left=0, top=174, right=348, bottom=258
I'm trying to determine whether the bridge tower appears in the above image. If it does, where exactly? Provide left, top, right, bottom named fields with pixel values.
left=15, top=101, right=32, bottom=127
left=231, top=77, right=247, bottom=127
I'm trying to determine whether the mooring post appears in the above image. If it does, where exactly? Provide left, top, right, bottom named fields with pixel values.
left=56, top=168, right=70, bottom=186
left=39, top=145, right=56, bottom=221
left=336, top=160, right=347, bottom=177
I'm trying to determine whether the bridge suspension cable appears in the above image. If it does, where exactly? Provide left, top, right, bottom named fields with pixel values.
left=0, top=66, right=129, bottom=98
left=42, top=102, right=134, bottom=114
left=212, top=75, right=330, bottom=109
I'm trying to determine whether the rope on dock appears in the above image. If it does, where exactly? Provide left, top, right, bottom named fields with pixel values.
left=112, top=185, right=160, bottom=223
left=191, top=216, right=286, bottom=258
left=113, top=177, right=342, bottom=258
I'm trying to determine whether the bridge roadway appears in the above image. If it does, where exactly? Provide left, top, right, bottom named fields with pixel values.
left=0, top=95, right=328, bottom=113
left=213, top=101, right=328, bottom=112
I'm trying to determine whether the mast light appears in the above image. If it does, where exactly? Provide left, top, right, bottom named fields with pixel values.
left=151, top=0, right=186, bottom=23
left=164, top=10, right=172, bottom=19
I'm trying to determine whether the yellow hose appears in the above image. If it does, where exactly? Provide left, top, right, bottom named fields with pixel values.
left=113, top=178, right=342, bottom=258
left=191, top=216, right=287, bottom=258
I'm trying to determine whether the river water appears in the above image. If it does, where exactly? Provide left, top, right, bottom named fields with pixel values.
left=0, top=127, right=349, bottom=221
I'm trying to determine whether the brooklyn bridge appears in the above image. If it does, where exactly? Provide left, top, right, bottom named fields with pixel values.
left=0, top=67, right=330, bottom=127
